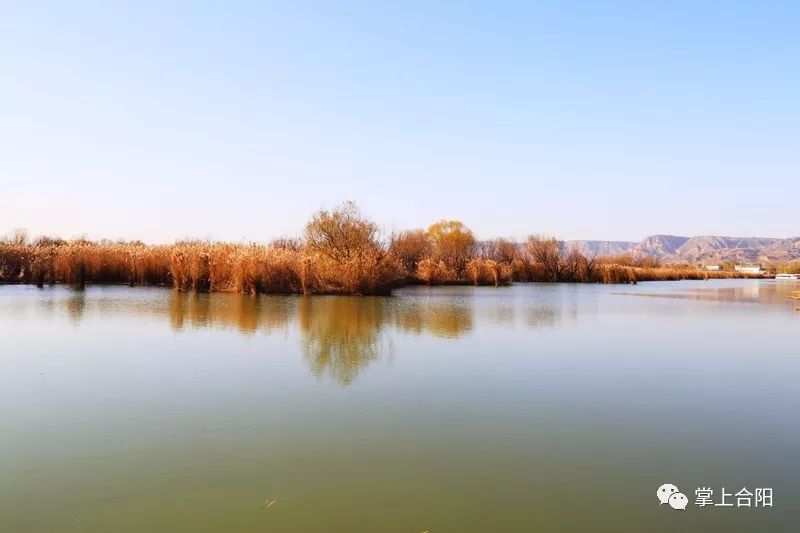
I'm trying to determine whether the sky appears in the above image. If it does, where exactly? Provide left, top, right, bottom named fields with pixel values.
left=1, top=1, right=798, bottom=243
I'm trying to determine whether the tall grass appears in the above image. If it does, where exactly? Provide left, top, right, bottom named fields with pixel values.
left=594, top=263, right=742, bottom=283
left=0, top=240, right=401, bottom=295
left=0, top=236, right=749, bottom=293
left=0, top=204, right=759, bottom=294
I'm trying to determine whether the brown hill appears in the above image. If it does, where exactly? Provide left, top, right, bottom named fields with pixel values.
left=567, top=235, right=800, bottom=264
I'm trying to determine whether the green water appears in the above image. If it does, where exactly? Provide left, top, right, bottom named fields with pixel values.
left=1, top=280, right=798, bottom=532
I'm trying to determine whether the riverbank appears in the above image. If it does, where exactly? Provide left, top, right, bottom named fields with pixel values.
left=0, top=239, right=752, bottom=295
left=0, top=203, right=758, bottom=295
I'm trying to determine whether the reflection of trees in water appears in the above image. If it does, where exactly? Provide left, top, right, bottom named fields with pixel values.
left=165, top=290, right=477, bottom=385
left=49, top=285, right=572, bottom=385
left=297, top=297, right=476, bottom=384
left=64, top=286, right=565, bottom=385
left=298, top=297, right=477, bottom=384
left=298, top=297, right=388, bottom=385
left=65, top=291, right=86, bottom=324
left=392, top=301, right=473, bottom=338
left=525, top=305, right=559, bottom=329
left=168, top=291, right=294, bottom=334
left=485, top=304, right=515, bottom=326
left=523, top=288, right=573, bottom=329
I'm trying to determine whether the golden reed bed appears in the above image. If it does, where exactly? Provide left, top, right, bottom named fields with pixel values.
left=0, top=203, right=754, bottom=295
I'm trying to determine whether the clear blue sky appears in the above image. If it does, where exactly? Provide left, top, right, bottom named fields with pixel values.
left=1, top=1, right=798, bottom=243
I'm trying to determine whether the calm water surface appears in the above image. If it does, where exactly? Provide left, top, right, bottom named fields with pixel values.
left=1, top=280, right=798, bottom=532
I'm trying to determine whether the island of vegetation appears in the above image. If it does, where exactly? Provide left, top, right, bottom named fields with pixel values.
left=0, top=202, right=769, bottom=295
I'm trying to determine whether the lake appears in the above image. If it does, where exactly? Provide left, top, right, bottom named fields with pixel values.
left=1, top=280, right=798, bottom=532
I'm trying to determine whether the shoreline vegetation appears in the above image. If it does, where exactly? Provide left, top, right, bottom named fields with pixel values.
left=0, top=202, right=768, bottom=295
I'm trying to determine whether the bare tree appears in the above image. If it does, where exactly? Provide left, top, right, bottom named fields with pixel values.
left=305, top=201, right=382, bottom=264
left=389, top=229, right=432, bottom=274
left=478, top=238, right=517, bottom=262
left=525, top=236, right=564, bottom=281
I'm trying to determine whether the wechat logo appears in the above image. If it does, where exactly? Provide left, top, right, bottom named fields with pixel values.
left=657, top=483, right=688, bottom=510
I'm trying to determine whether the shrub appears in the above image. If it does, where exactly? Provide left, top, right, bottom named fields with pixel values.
left=0, top=203, right=756, bottom=292
left=305, top=202, right=402, bottom=295
left=390, top=229, right=432, bottom=277
left=426, top=220, right=476, bottom=276
left=466, top=258, right=512, bottom=286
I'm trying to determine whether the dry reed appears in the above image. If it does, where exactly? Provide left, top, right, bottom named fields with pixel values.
left=0, top=204, right=761, bottom=294
left=0, top=238, right=757, bottom=294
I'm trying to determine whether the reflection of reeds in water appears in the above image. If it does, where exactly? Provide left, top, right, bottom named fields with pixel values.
left=165, top=290, right=475, bottom=339
left=41, top=284, right=481, bottom=384
left=486, top=305, right=515, bottom=325
left=298, top=297, right=387, bottom=385
left=166, top=292, right=477, bottom=383
left=392, top=302, right=473, bottom=339
left=168, top=291, right=295, bottom=334
left=66, top=291, right=86, bottom=324
left=169, top=291, right=210, bottom=330
left=297, top=296, right=477, bottom=386
left=32, top=285, right=578, bottom=383
left=525, top=306, right=559, bottom=329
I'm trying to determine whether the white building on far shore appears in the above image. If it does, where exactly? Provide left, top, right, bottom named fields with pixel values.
left=734, top=265, right=765, bottom=274
left=703, top=265, right=721, bottom=271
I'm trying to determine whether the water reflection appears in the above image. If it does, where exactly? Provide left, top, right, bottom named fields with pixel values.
left=4, top=281, right=800, bottom=532
left=9, top=281, right=793, bottom=387
left=612, top=280, right=800, bottom=306
left=168, top=292, right=295, bottom=334
left=159, top=291, right=478, bottom=384
left=169, top=292, right=210, bottom=330
left=298, top=297, right=387, bottom=384
left=525, top=305, right=559, bottom=329
left=392, top=301, right=473, bottom=338
left=66, top=291, right=86, bottom=324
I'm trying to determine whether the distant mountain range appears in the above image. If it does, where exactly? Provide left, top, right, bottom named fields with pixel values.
left=564, top=236, right=800, bottom=264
